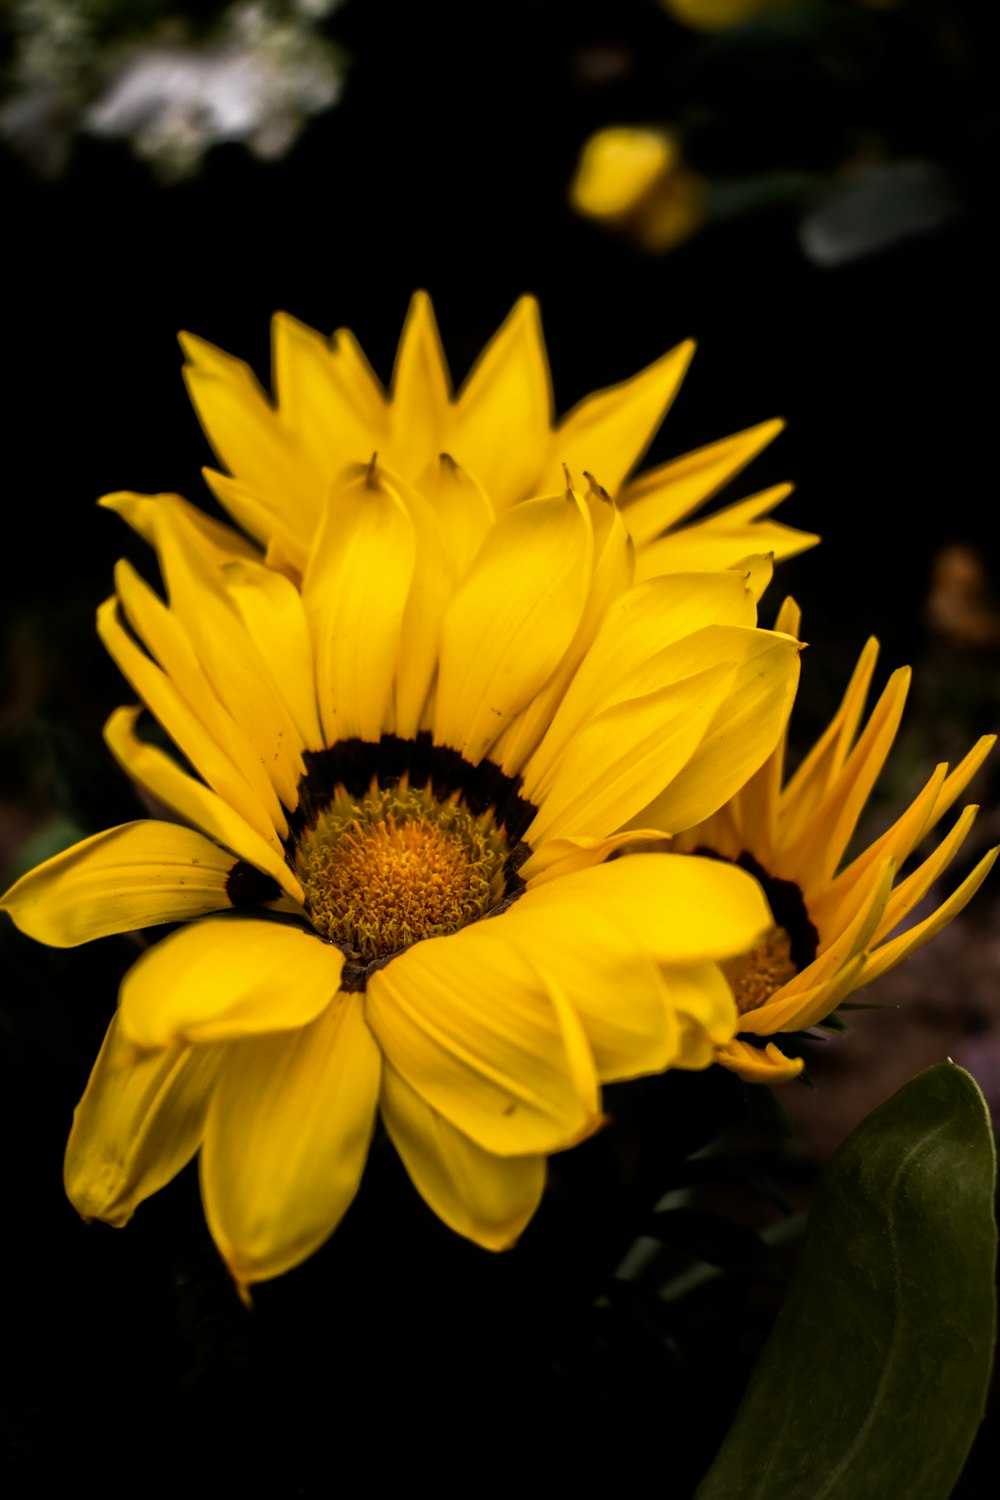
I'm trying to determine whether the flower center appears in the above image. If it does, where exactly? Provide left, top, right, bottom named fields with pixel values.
left=722, top=925, right=798, bottom=1016
left=296, top=779, right=509, bottom=962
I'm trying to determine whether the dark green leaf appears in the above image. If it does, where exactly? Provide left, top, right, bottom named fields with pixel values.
left=694, top=1062, right=997, bottom=1500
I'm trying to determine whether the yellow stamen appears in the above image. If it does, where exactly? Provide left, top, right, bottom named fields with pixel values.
left=723, top=925, right=797, bottom=1016
left=296, top=780, right=508, bottom=962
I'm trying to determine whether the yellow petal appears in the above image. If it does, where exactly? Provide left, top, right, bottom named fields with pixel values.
left=0, top=820, right=235, bottom=946
left=180, top=331, right=323, bottom=531
left=634, top=493, right=817, bottom=579
left=127, top=504, right=306, bottom=811
left=628, top=627, right=801, bottom=834
left=547, top=340, right=695, bottom=497
left=100, top=488, right=258, bottom=568
left=201, top=994, right=381, bottom=1288
left=434, top=492, right=592, bottom=764
left=715, top=1037, right=805, bottom=1084
left=620, top=419, right=786, bottom=544
left=517, top=852, right=771, bottom=964
left=98, top=596, right=287, bottom=843
left=220, top=557, right=324, bottom=751
left=113, top=557, right=298, bottom=820
left=385, top=467, right=456, bottom=740
left=303, top=462, right=416, bottom=743
left=662, top=962, right=738, bottom=1068
left=779, top=637, right=881, bottom=840
left=388, top=291, right=451, bottom=475
left=859, top=847, right=999, bottom=987
left=202, top=469, right=310, bottom=573
left=495, top=483, right=635, bottom=776
left=499, top=900, right=679, bottom=1081
left=526, top=662, right=738, bottom=844
left=103, top=706, right=304, bottom=902
left=271, top=310, right=388, bottom=480
left=65, top=1011, right=222, bottom=1227
left=522, top=571, right=756, bottom=794
left=366, top=923, right=599, bottom=1157
left=119, top=916, right=343, bottom=1048
left=414, top=452, right=496, bottom=581
left=449, top=296, right=553, bottom=510
left=381, top=1060, right=547, bottom=1250
left=520, top=828, right=665, bottom=886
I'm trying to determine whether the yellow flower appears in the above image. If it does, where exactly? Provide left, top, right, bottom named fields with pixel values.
left=2, top=449, right=802, bottom=1293
left=670, top=598, right=997, bottom=1081
left=180, top=291, right=817, bottom=588
left=570, top=126, right=706, bottom=253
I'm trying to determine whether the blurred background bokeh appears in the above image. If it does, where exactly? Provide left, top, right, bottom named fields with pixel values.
left=2, top=2, right=998, bottom=1494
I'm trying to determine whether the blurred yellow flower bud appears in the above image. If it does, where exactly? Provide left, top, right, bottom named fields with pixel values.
left=570, top=126, right=705, bottom=252
left=661, top=0, right=800, bottom=31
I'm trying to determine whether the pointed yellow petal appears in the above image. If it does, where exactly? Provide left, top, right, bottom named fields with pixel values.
left=384, top=467, right=457, bottom=740
left=434, top=493, right=592, bottom=764
left=103, top=707, right=304, bottom=902
left=381, top=1060, right=546, bottom=1250
left=526, top=662, right=738, bottom=845
left=271, top=310, right=388, bottom=479
left=0, top=820, right=235, bottom=946
left=779, top=637, right=881, bottom=838
left=522, top=572, right=756, bottom=794
left=620, top=419, right=786, bottom=544
left=414, top=452, right=496, bottom=582
left=202, top=469, right=310, bottom=572
left=517, top=852, right=771, bottom=964
left=201, top=994, right=380, bottom=1288
left=874, top=804, right=983, bottom=945
left=449, top=296, right=553, bottom=510
left=180, top=331, right=323, bottom=527
left=303, top=463, right=416, bottom=744
left=859, top=847, right=999, bottom=987
left=100, top=489, right=258, bottom=567
left=634, top=497, right=817, bottom=579
left=520, top=829, right=665, bottom=886
left=220, top=557, right=324, bottom=751
left=388, top=291, right=451, bottom=475
left=119, top=917, right=343, bottom=1048
left=715, top=1037, right=804, bottom=1083
left=65, top=1012, right=222, bottom=1227
left=629, top=628, right=801, bottom=835
left=366, top=923, right=599, bottom=1157
left=97, top=598, right=286, bottom=846
left=548, top=340, right=695, bottom=497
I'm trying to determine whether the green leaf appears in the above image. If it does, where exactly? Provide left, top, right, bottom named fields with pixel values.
left=694, top=1062, right=997, bottom=1500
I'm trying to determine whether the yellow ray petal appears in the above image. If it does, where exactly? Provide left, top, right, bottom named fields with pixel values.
left=414, top=452, right=496, bottom=583
left=859, top=847, right=999, bottom=987
left=129, top=505, right=306, bottom=812
left=499, top=901, right=679, bottom=1081
left=661, top=962, right=738, bottom=1068
left=517, top=851, right=771, bottom=964
left=495, top=482, right=635, bottom=776
left=220, top=557, right=324, bottom=751
left=526, top=662, right=737, bottom=845
left=782, top=668, right=911, bottom=887
left=97, top=598, right=286, bottom=845
left=619, top=419, right=786, bottom=544
left=65, top=1012, right=222, bottom=1227
left=520, top=828, right=665, bottom=886
left=739, top=953, right=866, bottom=1035
left=271, top=310, right=389, bottom=479
left=779, top=637, right=880, bottom=839
left=366, top=924, right=599, bottom=1158
left=523, top=572, right=756, bottom=793
left=201, top=994, right=380, bottom=1289
left=449, top=295, right=553, bottom=510
left=715, top=1037, right=805, bottom=1083
left=100, top=489, right=258, bottom=568
left=0, top=820, right=235, bottom=947
left=634, top=503, right=816, bottom=580
left=381, top=1060, right=546, bottom=1250
left=388, top=291, right=452, bottom=475
left=873, top=804, right=982, bottom=945
left=384, top=468, right=456, bottom=741
left=113, top=558, right=298, bottom=817
left=331, top=324, right=389, bottom=423
left=119, top=916, right=343, bottom=1048
left=103, top=707, right=304, bottom=902
left=434, top=492, right=592, bottom=764
left=628, top=628, right=800, bottom=835
left=180, top=331, right=323, bottom=528
left=928, top=735, right=996, bottom=826
left=202, top=469, right=310, bottom=573
left=303, top=462, right=416, bottom=744
left=547, top=339, right=695, bottom=498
